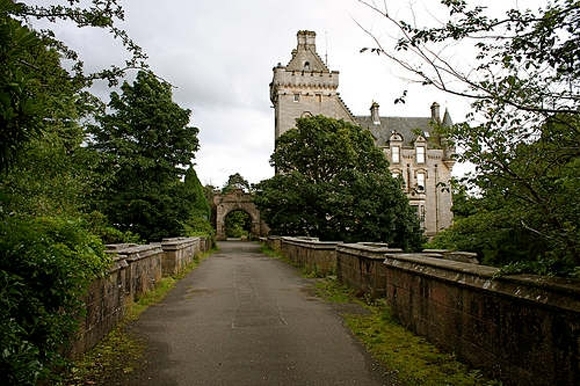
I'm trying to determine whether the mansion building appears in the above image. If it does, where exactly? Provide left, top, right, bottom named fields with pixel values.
left=270, top=30, right=456, bottom=236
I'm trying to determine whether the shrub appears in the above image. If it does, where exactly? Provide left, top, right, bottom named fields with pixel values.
left=0, top=216, right=110, bottom=385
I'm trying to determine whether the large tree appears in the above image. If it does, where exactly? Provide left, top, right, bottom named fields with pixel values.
left=0, top=0, right=146, bottom=173
left=0, top=1, right=144, bottom=383
left=255, top=115, right=422, bottom=249
left=89, top=71, right=200, bottom=241
left=358, top=0, right=580, bottom=273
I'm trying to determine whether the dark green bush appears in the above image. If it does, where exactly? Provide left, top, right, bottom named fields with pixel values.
left=0, top=216, right=110, bottom=385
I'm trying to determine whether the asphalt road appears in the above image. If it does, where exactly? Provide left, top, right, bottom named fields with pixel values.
left=124, top=241, right=391, bottom=385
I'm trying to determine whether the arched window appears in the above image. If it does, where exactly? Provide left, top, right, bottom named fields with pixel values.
left=304, top=61, right=311, bottom=71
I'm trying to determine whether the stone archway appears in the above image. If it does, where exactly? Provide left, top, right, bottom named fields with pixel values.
left=213, top=189, right=269, bottom=241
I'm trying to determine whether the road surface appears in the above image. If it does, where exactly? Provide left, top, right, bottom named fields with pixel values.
left=124, top=241, right=392, bottom=385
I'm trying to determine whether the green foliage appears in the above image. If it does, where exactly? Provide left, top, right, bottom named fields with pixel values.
left=180, top=168, right=214, bottom=237
left=222, top=172, right=252, bottom=194
left=360, top=0, right=580, bottom=274
left=89, top=71, right=202, bottom=241
left=0, top=0, right=146, bottom=173
left=431, top=116, right=580, bottom=275
left=255, top=115, right=423, bottom=249
left=0, top=1, right=153, bottom=384
left=225, top=210, right=251, bottom=238
left=0, top=216, right=109, bottom=385
left=84, top=211, right=141, bottom=244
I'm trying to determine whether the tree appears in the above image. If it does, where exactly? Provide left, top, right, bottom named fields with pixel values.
left=225, top=210, right=252, bottom=239
left=431, top=115, right=580, bottom=273
left=255, top=115, right=423, bottom=249
left=0, top=1, right=151, bottom=383
left=89, top=71, right=200, bottom=241
left=222, top=172, right=252, bottom=194
left=0, top=0, right=146, bottom=173
left=358, top=0, right=580, bottom=273
left=180, top=167, right=214, bottom=237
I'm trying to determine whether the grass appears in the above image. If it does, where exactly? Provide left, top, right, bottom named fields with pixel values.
left=62, top=248, right=215, bottom=385
left=315, top=277, right=502, bottom=386
left=259, top=243, right=501, bottom=385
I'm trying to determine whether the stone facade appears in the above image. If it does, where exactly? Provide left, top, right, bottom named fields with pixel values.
left=270, top=30, right=456, bottom=236
left=270, top=30, right=356, bottom=140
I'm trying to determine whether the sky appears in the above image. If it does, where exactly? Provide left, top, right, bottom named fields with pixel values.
left=28, top=0, right=531, bottom=187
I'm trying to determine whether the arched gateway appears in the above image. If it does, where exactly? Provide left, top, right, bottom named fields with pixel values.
left=213, top=189, right=269, bottom=241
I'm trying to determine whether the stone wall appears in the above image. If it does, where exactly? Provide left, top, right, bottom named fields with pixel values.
left=277, top=236, right=339, bottom=276
left=71, top=236, right=211, bottom=356
left=272, top=237, right=580, bottom=386
left=336, top=243, right=402, bottom=298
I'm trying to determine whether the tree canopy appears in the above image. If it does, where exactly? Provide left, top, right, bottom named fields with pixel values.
left=222, top=172, right=252, bottom=194
left=0, top=1, right=148, bottom=383
left=0, top=2, right=210, bottom=383
left=358, top=0, right=580, bottom=274
left=255, top=115, right=423, bottom=249
left=89, top=71, right=201, bottom=241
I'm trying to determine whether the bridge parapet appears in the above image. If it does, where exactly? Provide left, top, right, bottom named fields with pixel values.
left=278, top=236, right=341, bottom=276
left=271, top=236, right=580, bottom=386
left=72, top=236, right=212, bottom=357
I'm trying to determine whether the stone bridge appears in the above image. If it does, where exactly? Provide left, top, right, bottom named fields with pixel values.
left=73, top=236, right=580, bottom=385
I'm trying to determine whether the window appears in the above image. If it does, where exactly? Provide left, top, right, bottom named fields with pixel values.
left=416, top=146, right=425, bottom=163
left=391, top=146, right=400, bottom=163
left=416, top=172, right=425, bottom=192
left=304, top=61, right=311, bottom=71
left=293, top=94, right=300, bottom=102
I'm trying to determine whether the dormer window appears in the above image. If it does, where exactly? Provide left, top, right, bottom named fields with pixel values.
left=304, top=61, right=311, bottom=71
left=389, top=132, right=403, bottom=142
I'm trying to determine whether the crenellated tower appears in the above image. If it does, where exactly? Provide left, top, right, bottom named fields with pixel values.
left=271, top=30, right=456, bottom=236
left=269, top=30, right=355, bottom=141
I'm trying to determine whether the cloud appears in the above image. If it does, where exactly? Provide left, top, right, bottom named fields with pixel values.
left=28, top=0, right=484, bottom=188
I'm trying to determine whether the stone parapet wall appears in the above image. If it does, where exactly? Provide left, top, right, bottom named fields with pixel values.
left=161, top=237, right=200, bottom=276
left=277, top=236, right=339, bottom=276
left=273, top=237, right=580, bottom=386
left=336, top=243, right=403, bottom=298
left=72, top=237, right=211, bottom=357
left=382, top=253, right=580, bottom=386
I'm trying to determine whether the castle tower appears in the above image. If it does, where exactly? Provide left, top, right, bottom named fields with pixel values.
left=271, top=30, right=455, bottom=236
left=269, top=30, right=355, bottom=141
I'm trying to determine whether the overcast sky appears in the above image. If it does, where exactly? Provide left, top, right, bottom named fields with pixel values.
left=30, top=0, right=534, bottom=187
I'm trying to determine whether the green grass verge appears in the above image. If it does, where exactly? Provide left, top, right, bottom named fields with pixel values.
left=315, top=277, right=502, bottom=386
left=62, top=248, right=215, bottom=385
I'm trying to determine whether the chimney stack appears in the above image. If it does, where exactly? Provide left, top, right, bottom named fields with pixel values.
left=431, top=102, right=441, bottom=123
left=370, top=101, right=380, bottom=125
left=297, top=30, right=316, bottom=50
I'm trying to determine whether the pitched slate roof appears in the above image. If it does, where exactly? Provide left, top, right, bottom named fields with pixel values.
left=356, top=116, right=434, bottom=147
